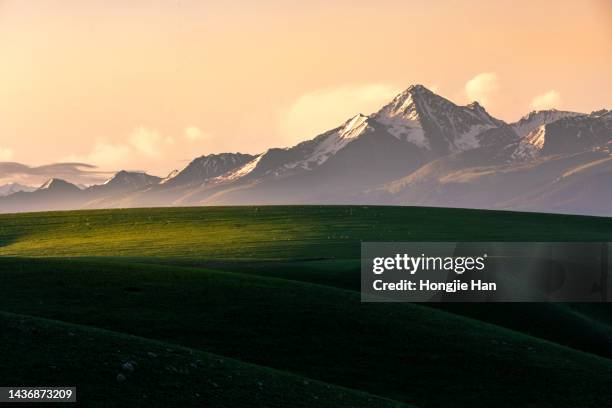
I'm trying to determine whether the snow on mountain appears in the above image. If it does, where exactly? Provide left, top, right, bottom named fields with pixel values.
left=0, top=178, right=82, bottom=213
left=216, top=85, right=510, bottom=185
left=285, top=114, right=373, bottom=170
left=0, top=182, right=36, bottom=197
left=216, top=154, right=264, bottom=182
left=101, top=170, right=161, bottom=190
left=160, top=169, right=179, bottom=184
left=1, top=85, right=609, bottom=216
left=373, top=90, right=428, bottom=147
left=372, top=85, right=505, bottom=153
left=163, top=153, right=255, bottom=187
left=38, top=178, right=81, bottom=192
left=511, top=125, right=547, bottom=160
left=214, top=116, right=374, bottom=183
left=510, top=109, right=611, bottom=160
left=38, top=179, right=55, bottom=190
left=511, top=109, right=582, bottom=138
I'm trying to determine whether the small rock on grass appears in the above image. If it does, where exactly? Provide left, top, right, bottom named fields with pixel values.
left=121, top=361, right=135, bottom=372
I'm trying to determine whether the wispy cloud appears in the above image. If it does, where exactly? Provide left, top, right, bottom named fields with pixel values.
left=465, top=73, right=500, bottom=106
left=0, top=147, right=14, bottom=161
left=279, top=84, right=400, bottom=146
left=530, top=90, right=561, bottom=110
left=62, top=140, right=131, bottom=169
left=184, top=126, right=210, bottom=142
left=129, top=126, right=164, bottom=157
left=63, top=126, right=179, bottom=170
left=0, top=162, right=111, bottom=187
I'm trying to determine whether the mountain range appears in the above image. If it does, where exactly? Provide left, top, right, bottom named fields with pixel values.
left=1, top=85, right=610, bottom=215
left=0, top=182, right=36, bottom=197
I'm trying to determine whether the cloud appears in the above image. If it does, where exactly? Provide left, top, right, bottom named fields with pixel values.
left=279, top=84, right=400, bottom=146
left=0, top=147, right=14, bottom=161
left=530, top=90, right=561, bottom=110
left=129, top=126, right=163, bottom=157
left=184, top=126, right=210, bottom=142
left=465, top=73, right=500, bottom=106
left=0, top=162, right=111, bottom=187
left=64, top=126, right=177, bottom=171
left=63, top=140, right=131, bottom=169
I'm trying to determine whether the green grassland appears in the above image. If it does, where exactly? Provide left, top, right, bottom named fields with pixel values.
left=0, top=206, right=612, bottom=407
left=0, top=311, right=406, bottom=408
left=1, top=206, right=611, bottom=258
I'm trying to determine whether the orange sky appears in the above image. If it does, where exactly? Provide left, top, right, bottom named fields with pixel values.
left=0, top=0, right=610, bottom=178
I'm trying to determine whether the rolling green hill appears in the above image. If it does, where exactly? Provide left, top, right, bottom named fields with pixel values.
left=1, top=258, right=612, bottom=407
left=0, top=311, right=407, bottom=408
left=1, top=206, right=611, bottom=407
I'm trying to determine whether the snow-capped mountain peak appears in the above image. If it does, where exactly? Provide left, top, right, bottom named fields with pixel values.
left=373, top=86, right=429, bottom=148
left=215, top=86, right=511, bottom=183
left=374, top=84, right=443, bottom=122
left=374, top=85, right=504, bottom=153
left=37, top=178, right=80, bottom=191
left=162, top=153, right=255, bottom=187
left=465, top=101, right=500, bottom=124
left=102, top=170, right=161, bottom=189
left=376, top=84, right=431, bottom=117
left=289, top=113, right=372, bottom=169
left=509, top=108, right=611, bottom=161
left=511, top=109, right=582, bottom=138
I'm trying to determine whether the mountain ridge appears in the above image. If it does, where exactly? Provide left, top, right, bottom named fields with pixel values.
left=1, top=85, right=609, bottom=215
left=0, top=182, right=36, bottom=197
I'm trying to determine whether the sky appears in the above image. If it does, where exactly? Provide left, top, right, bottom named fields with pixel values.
left=0, top=0, right=610, bottom=184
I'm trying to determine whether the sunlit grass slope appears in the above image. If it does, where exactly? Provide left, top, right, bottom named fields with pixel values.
left=1, top=206, right=611, bottom=258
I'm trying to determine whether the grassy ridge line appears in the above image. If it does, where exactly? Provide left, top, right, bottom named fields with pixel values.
left=89, top=257, right=612, bottom=361
left=39, top=258, right=612, bottom=360
left=0, top=310, right=411, bottom=408
left=2, top=258, right=612, bottom=407
left=1, top=206, right=611, bottom=259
